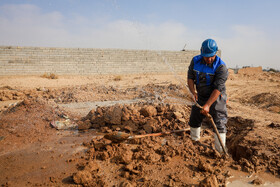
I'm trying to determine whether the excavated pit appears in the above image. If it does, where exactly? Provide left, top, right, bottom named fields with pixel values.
left=226, top=116, right=255, bottom=161
left=226, top=117, right=279, bottom=175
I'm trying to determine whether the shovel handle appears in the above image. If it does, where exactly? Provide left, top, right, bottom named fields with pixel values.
left=207, top=114, right=228, bottom=156
left=195, top=103, right=228, bottom=156
left=130, top=128, right=190, bottom=139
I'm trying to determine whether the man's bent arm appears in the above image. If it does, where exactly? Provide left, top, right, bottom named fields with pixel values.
left=187, top=79, right=196, bottom=95
left=206, top=89, right=220, bottom=107
left=188, top=79, right=197, bottom=102
left=201, top=89, right=220, bottom=115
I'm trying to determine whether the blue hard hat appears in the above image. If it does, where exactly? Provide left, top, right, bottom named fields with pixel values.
left=200, top=39, right=218, bottom=57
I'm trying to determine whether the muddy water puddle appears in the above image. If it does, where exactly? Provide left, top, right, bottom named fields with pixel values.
left=0, top=129, right=95, bottom=186
left=227, top=169, right=280, bottom=186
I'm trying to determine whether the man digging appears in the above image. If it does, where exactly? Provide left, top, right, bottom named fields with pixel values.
left=187, top=39, right=228, bottom=153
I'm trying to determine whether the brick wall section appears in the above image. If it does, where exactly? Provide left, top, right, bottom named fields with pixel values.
left=0, top=46, right=221, bottom=75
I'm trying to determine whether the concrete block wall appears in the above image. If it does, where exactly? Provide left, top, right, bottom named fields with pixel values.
left=0, top=46, right=220, bottom=75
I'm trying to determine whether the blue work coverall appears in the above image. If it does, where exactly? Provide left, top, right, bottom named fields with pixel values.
left=188, top=55, right=228, bottom=133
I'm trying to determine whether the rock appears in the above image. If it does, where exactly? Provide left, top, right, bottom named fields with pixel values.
left=5, top=93, right=13, bottom=100
left=199, top=175, right=218, bottom=187
left=77, top=120, right=91, bottom=130
left=120, top=181, right=133, bottom=187
left=143, top=119, right=157, bottom=133
left=198, top=159, right=214, bottom=173
left=92, top=140, right=104, bottom=148
left=92, top=116, right=105, bottom=127
left=140, top=105, right=157, bottom=117
left=91, top=123, right=101, bottom=129
left=239, top=158, right=254, bottom=172
left=147, top=152, right=161, bottom=162
left=131, top=169, right=140, bottom=174
left=104, top=105, right=122, bottom=125
left=96, top=107, right=103, bottom=115
left=121, top=171, right=130, bottom=179
left=124, top=163, right=134, bottom=171
left=131, top=108, right=140, bottom=118
left=120, top=149, right=133, bottom=164
left=231, top=164, right=241, bottom=171
left=156, top=105, right=166, bottom=115
left=100, top=152, right=109, bottom=160
left=170, top=104, right=183, bottom=113
left=122, top=107, right=131, bottom=121
left=143, top=124, right=153, bottom=133
left=84, top=160, right=99, bottom=172
left=85, top=109, right=95, bottom=120
left=163, top=155, right=171, bottom=162
left=166, top=112, right=174, bottom=121
left=178, top=118, right=186, bottom=123
left=73, top=170, right=93, bottom=185
left=22, top=99, right=31, bottom=106
left=173, top=112, right=183, bottom=119
left=251, top=178, right=263, bottom=185
left=122, top=112, right=131, bottom=121
left=123, top=120, right=139, bottom=131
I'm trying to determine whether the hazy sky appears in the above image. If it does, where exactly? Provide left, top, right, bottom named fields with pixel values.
left=0, top=0, right=279, bottom=69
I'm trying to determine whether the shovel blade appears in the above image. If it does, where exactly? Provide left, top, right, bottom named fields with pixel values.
left=103, top=131, right=131, bottom=142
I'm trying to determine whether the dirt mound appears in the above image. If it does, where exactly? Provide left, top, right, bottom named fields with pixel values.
left=0, top=86, right=25, bottom=101
left=0, top=98, right=64, bottom=152
left=73, top=111, right=280, bottom=186
left=71, top=104, right=245, bottom=186
left=238, top=67, right=263, bottom=75
left=78, top=102, right=190, bottom=134
left=247, top=92, right=280, bottom=113
left=75, top=131, right=231, bottom=186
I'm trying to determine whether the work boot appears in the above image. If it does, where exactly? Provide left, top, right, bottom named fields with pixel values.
left=190, top=127, right=201, bottom=141
left=214, top=133, right=226, bottom=153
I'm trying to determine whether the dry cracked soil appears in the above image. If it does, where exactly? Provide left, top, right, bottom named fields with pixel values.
left=0, top=69, right=279, bottom=186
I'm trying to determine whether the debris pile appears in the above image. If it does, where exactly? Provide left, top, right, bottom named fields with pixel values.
left=72, top=103, right=234, bottom=186
left=78, top=102, right=191, bottom=134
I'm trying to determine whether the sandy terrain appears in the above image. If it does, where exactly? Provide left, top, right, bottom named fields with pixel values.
left=0, top=69, right=279, bottom=186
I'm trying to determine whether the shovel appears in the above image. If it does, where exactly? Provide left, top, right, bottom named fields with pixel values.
left=195, top=102, right=228, bottom=156
left=103, top=128, right=190, bottom=143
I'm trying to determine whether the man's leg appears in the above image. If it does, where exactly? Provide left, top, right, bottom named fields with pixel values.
left=189, top=104, right=205, bottom=141
left=210, top=94, right=228, bottom=152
